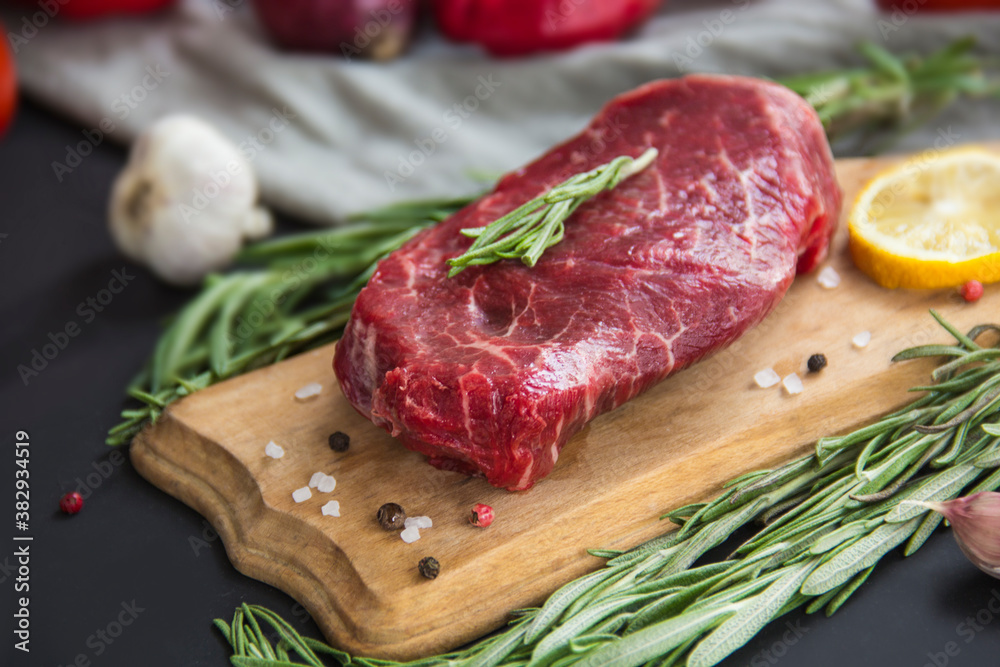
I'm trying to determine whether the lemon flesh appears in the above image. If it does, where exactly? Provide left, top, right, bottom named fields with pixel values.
left=848, top=147, right=1000, bottom=289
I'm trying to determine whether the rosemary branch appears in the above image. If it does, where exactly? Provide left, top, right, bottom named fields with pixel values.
left=216, top=312, right=1000, bottom=667
left=778, top=37, right=1000, bottom=153
left=446, top=148, right=658, bottom=277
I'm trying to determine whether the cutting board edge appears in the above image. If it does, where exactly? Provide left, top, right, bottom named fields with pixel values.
left=130, top=413, right=412, bottom=657
left=130, top=408, right=585, bottom=659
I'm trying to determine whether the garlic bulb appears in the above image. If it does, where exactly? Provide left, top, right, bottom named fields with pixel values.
left=918, top=492, right=1000, bottom=579
left=108, top=115, right=273, bottom=287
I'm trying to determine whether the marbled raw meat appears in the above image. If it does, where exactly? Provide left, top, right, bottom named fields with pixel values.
left=334, top=75, right=842, bottom=490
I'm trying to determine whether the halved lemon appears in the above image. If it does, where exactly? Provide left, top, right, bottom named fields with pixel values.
left=848, top=146, right=1000, bottom=289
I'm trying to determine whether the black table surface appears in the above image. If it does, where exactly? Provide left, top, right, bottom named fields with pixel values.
left=2, top=100, right=1000, bottom=667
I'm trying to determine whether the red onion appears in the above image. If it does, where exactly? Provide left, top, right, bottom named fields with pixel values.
left=252, top=0, right=418, bottom=59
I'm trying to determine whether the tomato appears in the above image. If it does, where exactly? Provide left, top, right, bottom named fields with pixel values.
left=0, top=23, right=16, bottom=137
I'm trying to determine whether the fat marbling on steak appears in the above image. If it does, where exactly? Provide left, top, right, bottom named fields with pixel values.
left=334, top=75, right=842, bottom=490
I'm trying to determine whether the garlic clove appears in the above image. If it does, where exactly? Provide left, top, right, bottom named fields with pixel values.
left=919, top=492, right=1000, bottom=579
left=108, top=115, right=274, bottom=287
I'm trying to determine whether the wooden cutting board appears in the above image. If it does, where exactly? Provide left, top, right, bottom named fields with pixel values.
left=130, top=145, right=1000, bottom=661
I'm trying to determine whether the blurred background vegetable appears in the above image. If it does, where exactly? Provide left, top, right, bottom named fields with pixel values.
left=31, top=0, right=175, bottom=20
left=252, top=0, right=418, bottom=58
left=0, top=20, right=16, bottom=137
left=431, top=0, right=664, bottom=56
left=876, top=0, right=1000, bottom=10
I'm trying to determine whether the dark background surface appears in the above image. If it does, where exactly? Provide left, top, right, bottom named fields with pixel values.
left=2, top=100, right=1000, bottom=667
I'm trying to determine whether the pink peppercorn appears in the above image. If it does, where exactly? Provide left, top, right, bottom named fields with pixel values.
left=470, top=503, right=494, bottom=527
left=960, top=280, right=984, bottom=303
left=59, top=491, right=84, bottom=515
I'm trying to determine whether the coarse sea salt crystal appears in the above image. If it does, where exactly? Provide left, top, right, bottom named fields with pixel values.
left=817, top=266, right=841, bottom=289
left=782, top=373, right=803, bottom=395
left=317, top=475, right=336, bottom=493
left=321, top=501, right=340, bottom=517
left=405, top=516, right=433, bottom=530
left=292, top=487, right=311, bottom=503
left=400, top=526, right=421, bottom=543
left=265, top=441, right=285, bottom=459
left=309, top=472, right=326, bottom=488
left=853, top=331, right=872, bottom=348
left=294, top=382, right=322, bottom=401
left=754, top=368, right=781, bottom=389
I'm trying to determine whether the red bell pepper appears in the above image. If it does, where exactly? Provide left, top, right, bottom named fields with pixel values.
left=432, top=0, right=664, bottom=56
left=876, top=0, right=1000, bottom=9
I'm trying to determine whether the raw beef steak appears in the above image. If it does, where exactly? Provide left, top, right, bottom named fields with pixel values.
left=334, top=75, right=842, bottom=490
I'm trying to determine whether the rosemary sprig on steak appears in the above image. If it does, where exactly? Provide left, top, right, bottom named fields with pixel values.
left=446, top=148, right=658, bottom=276
left=216, top=312, right=1000, bottom=667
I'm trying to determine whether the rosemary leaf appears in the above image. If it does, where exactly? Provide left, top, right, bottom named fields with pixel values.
left=973, top=438, right=1000, bottom=467
left=824, top=564, right=877, bottom=617
left=525, top=567, right=626, bottom=643
left=890, top=344, right=970, bottom=361
left=809, top=521, right=869, bottom=555
left=245, top=605, right=324, bottom=667
left=658, top=498, right=770, bottom=577
left=214, top=618, right=234, bottom=649
left=800, top=518, right=921, bottom=596
left=686, top=561, right=814, bottom=667
left=577, top=606, right=737, bottom=667
left=454, top=623, right=530, bottom=667
left=625, top=579, right=724, bottom=636
left=903, top=510, right=945, bottom=557
left=230, top=658, right=306, bottom=667
left=625, top=564, right=728, bottom=598
left=529, top=593, right=659, bottom=666
left=884, top=464, right=980, bottom=523
left=805, top=587, right=840, bottom=615
left=446, top=148, right=658, bottom=276
left=563, top=567, right=637, bottom=619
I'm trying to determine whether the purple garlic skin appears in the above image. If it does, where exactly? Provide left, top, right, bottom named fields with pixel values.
left=924, top=492, right=1000, bottom=579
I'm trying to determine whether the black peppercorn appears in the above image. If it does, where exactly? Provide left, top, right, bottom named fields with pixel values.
left=328, top=431, right=350, bottom=452
left=418, top=557, right=440, bottom=580
left=807, top=353, right=827, bottom=373
left=377, top=503, right=406, bottom=531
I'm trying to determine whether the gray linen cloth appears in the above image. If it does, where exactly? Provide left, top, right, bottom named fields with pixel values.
left=6, top=0, right=1000, bottom=224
